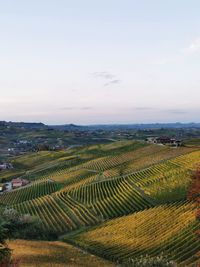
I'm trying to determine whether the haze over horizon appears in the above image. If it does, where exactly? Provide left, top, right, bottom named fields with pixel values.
left=1, top=1, right=200, bottom=124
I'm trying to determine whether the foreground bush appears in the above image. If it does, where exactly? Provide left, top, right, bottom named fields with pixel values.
left=122, top=254, right=177, bottom=267
left=1, top=208, right=58, bottom=240
left=0, top=220, right=11, bottom=264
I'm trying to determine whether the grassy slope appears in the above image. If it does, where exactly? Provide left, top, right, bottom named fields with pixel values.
left=9, top=239, right=115, bottom=267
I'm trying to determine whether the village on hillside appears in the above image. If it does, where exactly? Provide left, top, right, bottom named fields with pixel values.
left=0, top=163, right=30, bottom=193
left=0, top=178, right=30, bottom=193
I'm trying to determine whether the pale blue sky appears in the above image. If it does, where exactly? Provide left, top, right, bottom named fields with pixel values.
left=0, top=0, right=200, bottom=124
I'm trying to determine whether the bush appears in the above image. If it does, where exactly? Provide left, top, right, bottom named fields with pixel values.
left=0, top=220, right=11, bottom=264
left=1, top=208, right=57, bottom=240
left=122, top=254, right=177, bottom=267
left=187, top=168, right=200, bottom=202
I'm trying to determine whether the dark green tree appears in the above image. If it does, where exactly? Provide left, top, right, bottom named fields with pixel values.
left=0, top=218, right=11, bottom=263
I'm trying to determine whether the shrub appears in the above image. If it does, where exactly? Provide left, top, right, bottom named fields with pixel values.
left=187, top=168, right=200, bottom=202
left=0, top=208, right=57, bottom=240
left=0, top=220, right=11, bottom=264
left=122, top=254, right=177, bottom=267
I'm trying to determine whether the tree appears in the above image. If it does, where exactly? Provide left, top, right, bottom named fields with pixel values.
left=187, top=168, right=200, bottom=202
left=118, top=162, right=129, bottom=177
left=36, top=144, right=50, bottom=151
left=0, top=218, right=11, bottom=264
left=0, top=208, right=56, bottom=240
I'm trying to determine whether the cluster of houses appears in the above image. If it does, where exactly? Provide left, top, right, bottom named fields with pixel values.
left=0, top=162, right=13, bottom=171
left=0, top=178, right=30, bottom=193
left=145, top=136, right=182, bottom=147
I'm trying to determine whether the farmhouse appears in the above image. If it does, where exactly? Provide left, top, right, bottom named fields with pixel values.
left=11, top=178, right=29, bottom=189
left=0, top=163, right=13, bottom=171
left=145, top=137, right=158, bottom=144
left=156, top=137, right=182, bottom=146
left=156, top=136, right=173, bottom=144
left=145, top=136, right=182, bottom=146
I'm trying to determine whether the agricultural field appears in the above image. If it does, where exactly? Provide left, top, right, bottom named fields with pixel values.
left=65, top=202, right=200, bottom=266
left=0, top=179, right=61, bottom=205
left=0, top=140, right=200, bottom=266
left=9, top=239, right=115, bottom=267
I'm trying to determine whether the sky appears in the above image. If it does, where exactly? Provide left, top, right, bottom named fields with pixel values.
left=0, top=0, right=200, bottom=125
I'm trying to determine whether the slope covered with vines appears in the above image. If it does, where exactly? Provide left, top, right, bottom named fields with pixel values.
left=0, top=179, right=60, bottom=205
left=65, top=202, right=200, bottom=266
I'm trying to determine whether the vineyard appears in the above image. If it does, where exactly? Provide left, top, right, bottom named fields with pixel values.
left=0, top=140, right=200, bottom=266
left=65, top=202, right=200, bottom=266
left=13, top=193, right=100, bottom=234
left=0, top=179, right=60, bottom=205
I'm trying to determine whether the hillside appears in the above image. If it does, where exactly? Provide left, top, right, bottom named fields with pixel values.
left=64, top=202, right=199, bottom=266
left=0, top=140, right=200, bottom=266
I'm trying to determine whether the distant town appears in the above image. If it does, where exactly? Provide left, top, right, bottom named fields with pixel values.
left=1, top=121, right=200, bottom=161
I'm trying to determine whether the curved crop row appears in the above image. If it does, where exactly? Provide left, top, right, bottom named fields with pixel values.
left=82, top=145, right=196, bottom=174
left=68, top=178, right=154, bottom=219
left=66, top=202, right=200, bottom=266
left=13, top=193, right=99, bottom=234
left=0, top=179, right=60, bottom=205
left=169, top=150, right=200, bottom=170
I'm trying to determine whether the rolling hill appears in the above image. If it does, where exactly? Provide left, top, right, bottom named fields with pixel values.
left=0, top=140, right=200, bottom=266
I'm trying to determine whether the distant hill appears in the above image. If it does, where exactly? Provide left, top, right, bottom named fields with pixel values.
left=50, top=122, right=200, bottom=131
left=0, top=121, right=46, bottom=129
left=1, top=120, right=200, bottom=131
left=51, top=123, right=86, bottom=131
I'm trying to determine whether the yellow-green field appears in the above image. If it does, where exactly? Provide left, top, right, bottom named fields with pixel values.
left=9, top=239, right=115, bottom=267
left=65, top=202, right=200, bottom=266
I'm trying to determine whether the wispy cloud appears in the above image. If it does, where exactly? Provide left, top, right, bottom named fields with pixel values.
left=164, top=109, right=187, bottom=114
left=60, top=107, right=93, bottom=111
left=184, top=38, right=200, bottom=53
left=134, top=107, right=155, bottom=111
left=92, top=71, right=115, bottom=80
left=155, top=37, right=200, bottom=65
left=133, top=107, right=187, bottom=115
left=104, top=79, right=121, bottom=86
left=92, top=71, right=121, bottom=86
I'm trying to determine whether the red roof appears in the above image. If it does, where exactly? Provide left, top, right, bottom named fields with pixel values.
left=12, top=178, right=23, bottom=183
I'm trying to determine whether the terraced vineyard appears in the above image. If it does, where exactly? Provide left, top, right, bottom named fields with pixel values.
left=81, top=145, right=192, bottom=172
left=169, top=150, right=200, bottom=170
left=13, top=193, right=100, bottom=234
left=65, top=202, right=200, bottom=266
left=0, top=140, right=200, bottom=266
left=11, top=175, right=153, bottom=233
left=0, top=179, right=60, bottom=205
left=68, top=177, right=154, bottom=219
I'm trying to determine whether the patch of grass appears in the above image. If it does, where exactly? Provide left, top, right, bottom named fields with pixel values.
left=9, top=239, right=115, bottom=267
